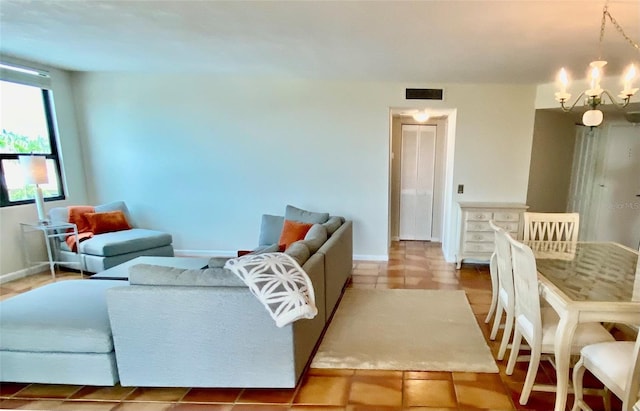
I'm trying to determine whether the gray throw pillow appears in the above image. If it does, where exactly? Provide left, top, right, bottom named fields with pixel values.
left=285, top=205, right=330, bottom=224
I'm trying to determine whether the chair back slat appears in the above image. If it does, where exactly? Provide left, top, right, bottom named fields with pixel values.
left=523, top=212, right=580, bottom=242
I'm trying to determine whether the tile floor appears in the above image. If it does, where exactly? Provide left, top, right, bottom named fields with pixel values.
left=0, top=241, right=627, bottom=411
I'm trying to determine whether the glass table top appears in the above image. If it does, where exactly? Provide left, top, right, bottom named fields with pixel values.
left=529, top=241, right=640, bottom=303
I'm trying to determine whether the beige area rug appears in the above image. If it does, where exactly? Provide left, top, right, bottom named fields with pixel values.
left=311, top=289, right=499, bottom=373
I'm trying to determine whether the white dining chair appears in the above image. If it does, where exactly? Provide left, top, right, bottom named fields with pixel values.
left=488, top=220, right=516, bottom=361
left=484, top=251, right=498, bottom=324
left=571, top=330, right=640, bottom=411
left=505, top=234, right=616, bottom=405
left=523, top=212, right=580, bottom=242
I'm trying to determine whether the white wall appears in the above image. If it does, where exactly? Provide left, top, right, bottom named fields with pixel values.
left=71, top=73, right=536, bottom=262
left=0, top=61, right=89, bottom=276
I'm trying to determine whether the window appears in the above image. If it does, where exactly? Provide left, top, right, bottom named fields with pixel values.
left=0, top=63, right=65, bottom=207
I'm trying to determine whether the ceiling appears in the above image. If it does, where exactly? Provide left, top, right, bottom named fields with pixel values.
left=0, top=0, right=639, bottom=85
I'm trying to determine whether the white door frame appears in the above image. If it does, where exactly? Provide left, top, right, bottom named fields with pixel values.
left=388, top=108, right=458, bottom=262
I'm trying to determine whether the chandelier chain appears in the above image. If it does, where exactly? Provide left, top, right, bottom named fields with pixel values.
left=599, top=3, right=640, bottom=56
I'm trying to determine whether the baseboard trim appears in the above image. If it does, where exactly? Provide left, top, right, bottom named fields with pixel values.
left=176, top=249, right=389, bottom=262
left=0, top=263, right=48, bottom=285
left=354, top=254, right=389, bottom=262
left=174, top=249, right=236, bottom=258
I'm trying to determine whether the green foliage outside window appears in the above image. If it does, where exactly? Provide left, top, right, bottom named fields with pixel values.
left=0, top=129, right=50, bottom=154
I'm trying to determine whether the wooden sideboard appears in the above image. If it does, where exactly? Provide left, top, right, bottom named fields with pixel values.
left=456, top=202, right=529, bottom=269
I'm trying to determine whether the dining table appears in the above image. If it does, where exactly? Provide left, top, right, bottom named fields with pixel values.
left=528, top=240, right=640, bottom=411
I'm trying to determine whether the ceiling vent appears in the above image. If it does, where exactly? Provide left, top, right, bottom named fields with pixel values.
left=624, top=111, right=640, bottom=124
left=406, top=88, right=444, bottom=100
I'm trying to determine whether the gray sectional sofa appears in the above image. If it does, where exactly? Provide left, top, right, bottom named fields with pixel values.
left=106, top=205, right=353, bottom=388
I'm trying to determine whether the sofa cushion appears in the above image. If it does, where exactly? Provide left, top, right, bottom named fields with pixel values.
left=0, top=280, right=121, bottom=353
left=129, top=264, right=245, bottom=287
left=301, top=224, right=328, bottom=254
left=259, top=214, right=285, bottom=246
left=76, top=228, right=172, bottom=257
left=285, top=241, right=311, bottom=266
left=279, top=220, right=313, bottom=249
left=285, top=205, right=330, bottom=224
left=323, top=216, right=344, bottom=236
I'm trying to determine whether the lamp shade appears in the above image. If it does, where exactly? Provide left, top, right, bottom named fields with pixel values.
left=18, top=155, right=49, bottom=185
left=582, top=109, right=603, bottom=127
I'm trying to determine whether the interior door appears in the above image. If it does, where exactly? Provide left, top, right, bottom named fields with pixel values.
left=399, top=125, right=436, bottom=240
left=593, top=124, right=640, bottom=249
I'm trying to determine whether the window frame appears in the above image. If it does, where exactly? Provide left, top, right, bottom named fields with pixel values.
left=0, top=66, right=66, bottom=207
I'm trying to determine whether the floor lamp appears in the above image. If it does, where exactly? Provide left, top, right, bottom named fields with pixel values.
left=19, top=155, right=49, bottom=223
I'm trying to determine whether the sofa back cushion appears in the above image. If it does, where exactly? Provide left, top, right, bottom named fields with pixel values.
left=323, top=216, right=344, bottom=236
left=259, top=214, right=285, bottom=246
left=285, top=241, right=311, bottom=266
left=300, top=224, right=328, bottom=254
left=285, top=205, right=330, bottom=224
left=48, top=200, right=136, bottom=233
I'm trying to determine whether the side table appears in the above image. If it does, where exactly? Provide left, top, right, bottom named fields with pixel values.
left=19, top=221, right=84, bottom=278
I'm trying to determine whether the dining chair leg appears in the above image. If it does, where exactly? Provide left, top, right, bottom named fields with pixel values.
left=519, top=344, right=542, bottom=405
left=485, top=253, right=498, bottom=324
left=571, top=357, right=587, bottom=411
left=490, top=302, right=504, bottom=341
left=497, top=308, right=514, bottom=360
left=506, top=328, right=522, bottom=375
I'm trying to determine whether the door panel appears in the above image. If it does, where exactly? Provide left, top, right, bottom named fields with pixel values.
left=399, top=125, right=436, bottom=240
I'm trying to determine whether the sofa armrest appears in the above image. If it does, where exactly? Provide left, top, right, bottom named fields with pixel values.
left=317, top=220, right=353, bottom=317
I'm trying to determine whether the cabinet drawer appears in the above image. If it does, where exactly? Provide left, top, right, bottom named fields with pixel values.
left=465, top=221, right=491, bottom=232
left=494, top=211, right=520, bottom=222
left=494, top=221, right=519, bottom=233
left=465, top=211, right=492, bottom=222
left=463, top=242, right=495, bottom=253
left=464, top=232, right=494, bottom=242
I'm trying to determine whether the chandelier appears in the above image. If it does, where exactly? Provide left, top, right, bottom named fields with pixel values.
left=554, top=2, right=639, bottom=127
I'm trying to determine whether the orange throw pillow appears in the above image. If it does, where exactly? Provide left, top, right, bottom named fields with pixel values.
left=67, top=205, right=95, bottom=234
left=84, top=211, right=132, bottom=235
left=279, top=220, right=313, bottom=250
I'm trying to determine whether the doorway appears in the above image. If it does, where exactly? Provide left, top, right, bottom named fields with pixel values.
left=399, top=124, right=437, bottom=240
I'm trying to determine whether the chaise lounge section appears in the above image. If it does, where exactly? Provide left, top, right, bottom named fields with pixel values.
left=48, top=201, right=174, bottom=273
left=0, top=280, right=123, bottom=385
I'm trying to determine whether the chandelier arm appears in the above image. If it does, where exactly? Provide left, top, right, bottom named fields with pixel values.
left=559, top=91, right=587, bottom=112
left=600, top=89, right=631, bottom=109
